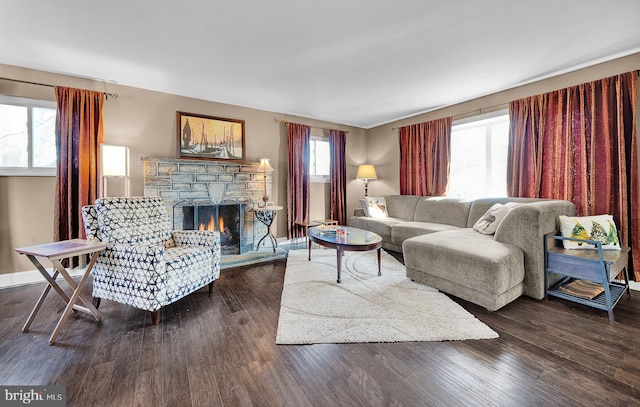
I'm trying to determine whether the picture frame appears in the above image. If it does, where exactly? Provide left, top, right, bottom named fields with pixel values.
left=177, top=111, right=245, bottom=162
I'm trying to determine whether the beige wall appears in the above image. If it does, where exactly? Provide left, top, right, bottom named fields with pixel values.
left=309, top=182, right=330, bottom=221
left=0, top=176, right=56, bottom=273
left=365, top=53, right=640, bottom=196
left=0, top=64, right=366, bottom=274
left=3, top=53, right=638, bottom=275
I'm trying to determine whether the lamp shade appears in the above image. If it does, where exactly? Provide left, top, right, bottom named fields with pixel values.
left=257, top=158, right=274, bottom=172
left=101, top=145, right=129, bottom=177
left=356, top=164, right=377, bottom=180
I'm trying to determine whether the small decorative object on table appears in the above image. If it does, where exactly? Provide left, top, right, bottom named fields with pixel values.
left=336, top=226, right=347, bottom=242
left=316, top=224, right=338, bottom=236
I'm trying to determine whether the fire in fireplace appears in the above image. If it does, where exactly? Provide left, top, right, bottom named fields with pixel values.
left=182, top=204, right=246, bottom=255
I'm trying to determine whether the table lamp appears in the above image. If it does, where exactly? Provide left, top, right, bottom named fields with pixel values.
left=356, top=164, right=377, bottom=197
left=258, top=158, right=274, bottom=205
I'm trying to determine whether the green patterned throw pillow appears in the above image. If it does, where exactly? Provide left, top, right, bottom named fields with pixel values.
left=559, top=215, right=620, bottom=250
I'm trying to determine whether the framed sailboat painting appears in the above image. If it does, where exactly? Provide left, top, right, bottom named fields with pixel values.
left=177, top=111, right=245, bottom=162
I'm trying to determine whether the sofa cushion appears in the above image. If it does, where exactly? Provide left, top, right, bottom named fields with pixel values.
left=385, top=195, right=422, bottom=220
left=413, top=197, right=472, bottom=227
left=391, top=221, right=460, bottom=245
left=165, top=246, right=213, bottom=303
left=403, top=229, right=525, bottom=296
left=347, top=216, right=404, bottom=243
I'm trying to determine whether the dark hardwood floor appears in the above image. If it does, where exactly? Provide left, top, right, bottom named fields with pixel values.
left=1, top=253, right=640, bottom=406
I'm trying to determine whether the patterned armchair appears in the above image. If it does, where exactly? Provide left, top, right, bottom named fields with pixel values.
left=81, top=196, right=221, bottom=324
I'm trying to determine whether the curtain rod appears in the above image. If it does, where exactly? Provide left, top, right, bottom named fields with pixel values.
left=0, top=77, right=119, bottom=100
left=280, top=120, right=350, bottom=134
left=391, top=103, right=508, bottom=131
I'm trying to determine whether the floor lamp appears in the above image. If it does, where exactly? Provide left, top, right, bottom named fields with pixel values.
left=356, top=164, right=377, bottom=197
left=100, top=144, right=130, bottom=197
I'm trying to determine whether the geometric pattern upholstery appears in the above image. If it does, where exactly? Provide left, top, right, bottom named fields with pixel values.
left=81, top=196, right=221, bottom=313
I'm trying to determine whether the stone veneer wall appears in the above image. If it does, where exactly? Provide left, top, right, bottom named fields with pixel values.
left=142, top=157, right=271, bottom=251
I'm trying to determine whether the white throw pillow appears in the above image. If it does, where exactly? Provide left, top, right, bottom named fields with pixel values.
left=359, top=196, right=388, bottom=218
left=472, top=202, right=519, bottom=235
left=559, top=214, right=621, bottom=250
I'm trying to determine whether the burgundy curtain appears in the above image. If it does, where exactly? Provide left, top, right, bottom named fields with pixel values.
left=507, top=71, right=638, bottom=280
left=399, top=117, right=452, bottom=196
left=54, top=87, right=105, bottom=245
left=287, top=123, right=311, bottom=239
left=329, top=130, right=347, bottom=225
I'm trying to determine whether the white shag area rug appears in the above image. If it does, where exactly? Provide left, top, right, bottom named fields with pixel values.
left=276, top=249, right=499, bottom=344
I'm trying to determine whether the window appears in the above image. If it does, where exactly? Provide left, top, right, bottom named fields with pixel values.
left=310, top=136, right=330, bottom=182
left=0, top=96, right=56, bottom=176
left=447, top=111, right=509, bottom=199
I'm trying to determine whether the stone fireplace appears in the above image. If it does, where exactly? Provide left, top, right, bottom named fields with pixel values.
left=181, top=203, right=250, bottom=254
left=142, top=157, right=270, bottom=254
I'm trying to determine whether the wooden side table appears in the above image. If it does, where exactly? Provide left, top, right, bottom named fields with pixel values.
left=294, top=219, right=338, bottom=244
left=15, top=239, right=108, bottom=344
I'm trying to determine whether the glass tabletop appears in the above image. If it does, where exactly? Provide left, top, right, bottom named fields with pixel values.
left=309, top=225, right=382, bottom=246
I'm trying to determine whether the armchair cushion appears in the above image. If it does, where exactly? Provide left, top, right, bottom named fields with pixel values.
left=95, top=197, right=174, bottom=246
left=165, top=246, right=214, bottom=303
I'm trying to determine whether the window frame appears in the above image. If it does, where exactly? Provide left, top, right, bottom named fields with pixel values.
left=447, top=109, right=509, bottom=199
left=309, top=135, right=330, bottom=183
left=0, top=95, right=57, bottom=177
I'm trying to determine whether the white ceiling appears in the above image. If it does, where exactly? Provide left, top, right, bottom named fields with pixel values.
left=1, top=1, right=639, bottom=129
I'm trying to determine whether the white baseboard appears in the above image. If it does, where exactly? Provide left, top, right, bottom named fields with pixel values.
left=629, top=280, right=640, bottom=291
left=0, top=267, right=86, bottom=290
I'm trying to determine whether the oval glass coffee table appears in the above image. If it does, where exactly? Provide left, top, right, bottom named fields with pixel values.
left=308, top=226, right=382, bottom=283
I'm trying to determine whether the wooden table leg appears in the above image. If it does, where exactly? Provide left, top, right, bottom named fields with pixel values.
left=22, top=268, right=59, bottom=332
left=51, top=258, right=101, bottom=317
left=336, top=248, right=343, bottom=283
left=25, top=255, right=71, bottom=303
left=308, top=238, right=312, bottom=261
left=22, top=255, right=73, bottom=333
left=377, top=248, right=381, bottom=276
left=48, top=252, right=103, bottom=345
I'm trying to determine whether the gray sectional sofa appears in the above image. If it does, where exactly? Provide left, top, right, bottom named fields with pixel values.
left=348, top=195, right=575, bottom=311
